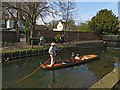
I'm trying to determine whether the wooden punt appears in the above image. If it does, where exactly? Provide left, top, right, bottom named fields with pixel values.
left=41, top=54, right=98, bottom=70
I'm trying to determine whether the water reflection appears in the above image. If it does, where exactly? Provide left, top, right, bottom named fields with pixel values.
left=113, top=62, right=120, bottom=68
left=113, top=57, right=120, bottom=68
left=74, top=64, right=88, bottom=72
left=48, top=70, right=55, bottom=88
left=113, top=61, right=120, bottom=68
left=47, top=64, right=100, bottom=88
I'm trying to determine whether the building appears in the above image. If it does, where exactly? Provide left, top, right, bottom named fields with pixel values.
left=117, top=23, right=120, bottom=32
left=1, top=14, right=15, bottom=31
left=1, top=13, right=24, bottom=31
left=1, top=13, right=20, bottom=43
left=53, top=20, right=64, bottom=31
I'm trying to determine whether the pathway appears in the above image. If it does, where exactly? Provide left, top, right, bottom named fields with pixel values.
left=90, top=67, right=120, bottom=89
left=1, top=40, right=103, bottom=52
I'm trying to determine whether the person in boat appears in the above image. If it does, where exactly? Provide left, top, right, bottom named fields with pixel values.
left=75, top=54, right=81, bottom=60
left=71, top=51, right=75, bottom=58
left=48, top=42, right=56, bottom=67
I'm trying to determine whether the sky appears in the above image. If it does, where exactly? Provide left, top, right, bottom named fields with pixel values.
left=74, top=2, right=118, bottom=23
left=36, top=1, right=119, bottom=25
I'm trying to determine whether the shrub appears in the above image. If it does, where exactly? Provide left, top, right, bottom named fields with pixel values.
left=55, top=34, right=61, bottom=43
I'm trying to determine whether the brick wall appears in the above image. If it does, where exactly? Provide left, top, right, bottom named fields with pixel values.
left=1, top=30, right=101, bottom=43
left=2, top=31, right=19, bottom=43
left=34, top=30, right=101, bottom=42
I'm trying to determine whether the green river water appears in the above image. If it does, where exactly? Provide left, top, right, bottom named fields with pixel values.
left=2, top=48, right=120, bottom=88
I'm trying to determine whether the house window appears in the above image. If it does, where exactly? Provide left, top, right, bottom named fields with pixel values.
left=1, top=20, right=6, bottom=30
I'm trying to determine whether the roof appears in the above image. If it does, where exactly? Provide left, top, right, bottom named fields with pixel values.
left=116, top=23, right=120, bottom=27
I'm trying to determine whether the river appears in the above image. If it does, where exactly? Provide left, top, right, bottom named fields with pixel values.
left=2, top=47, right=120, bottom=88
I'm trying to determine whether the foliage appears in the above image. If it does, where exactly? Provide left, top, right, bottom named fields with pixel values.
left=67, top=19, right=77, bottom=31
left=77, top=22, right=91, bottom=32
left=54, top=34, right=61, bottom=42
left=88, top=9, right=119, bottom=35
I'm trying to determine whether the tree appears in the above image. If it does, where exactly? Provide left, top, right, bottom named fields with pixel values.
left=2, top=2, right=55, bottom=48
left=2, top=1, right=76, bottom=44
left=67, top=19, right=77, bottom=31
left=47, top=20, right=59, bottom=31
left=88, top=9, right=119, bottom=35
left=54, top=1, right=76, bottom=41
left=77, top=22, right=90, bottom=32
left=57, top=1, right=76, bottom=31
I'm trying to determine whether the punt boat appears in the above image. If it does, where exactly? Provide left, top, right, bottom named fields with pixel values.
left=41, top=54, right=98, bottom=70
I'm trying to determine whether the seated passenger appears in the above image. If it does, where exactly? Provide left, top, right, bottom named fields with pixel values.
left=71, top=51, right=75, bottom=58
left=81, top=56, right=88, bottom=60
left=75, top=54, right=81, bottom=60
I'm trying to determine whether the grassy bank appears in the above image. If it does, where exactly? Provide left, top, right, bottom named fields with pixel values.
left=2, top=44, right=74, bottom=63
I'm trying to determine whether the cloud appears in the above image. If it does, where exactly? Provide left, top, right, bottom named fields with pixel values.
left=36, top=14, right=62, bottom=25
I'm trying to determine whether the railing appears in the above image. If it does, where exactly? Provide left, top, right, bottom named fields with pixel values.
left=102, top=35, right=120, bottom=48
left=102, top=35, right=120, bottom=41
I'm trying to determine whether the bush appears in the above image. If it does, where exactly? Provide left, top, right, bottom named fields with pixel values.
left=45, top=37, right=54, bottom=43
left=55, top=34, right=61, bottom=43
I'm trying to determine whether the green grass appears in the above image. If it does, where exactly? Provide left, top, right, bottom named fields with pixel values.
left=2, top=46, right=50, bottom=53
left=2, top=45, right=71, bottom=53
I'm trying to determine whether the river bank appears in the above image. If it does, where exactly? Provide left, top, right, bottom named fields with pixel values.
left=1, top=40, right=105, bottom=63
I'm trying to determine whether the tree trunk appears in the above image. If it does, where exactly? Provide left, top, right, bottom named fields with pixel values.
left=30, top=22, right=36, bottom=48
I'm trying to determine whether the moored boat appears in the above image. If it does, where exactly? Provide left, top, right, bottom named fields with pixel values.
left=41, top=54, right=98, bottom=70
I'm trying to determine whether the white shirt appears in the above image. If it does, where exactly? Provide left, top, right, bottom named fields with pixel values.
left=48, top=46, right=56, bottom=55
left=75, top=56, right=80, bottom=60
left=40, top=36, right=44, bottom=40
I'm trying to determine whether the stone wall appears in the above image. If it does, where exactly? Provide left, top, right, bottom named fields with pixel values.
left=103, top=35, right=120, bottom=48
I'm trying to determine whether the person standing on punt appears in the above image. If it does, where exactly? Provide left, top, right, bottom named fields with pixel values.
left=48, top=42, right=56, bottom=67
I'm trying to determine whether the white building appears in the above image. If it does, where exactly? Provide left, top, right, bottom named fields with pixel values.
left=53, top=21, right=64, bottom=31
left=117, top=23, right=120, bottom=32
